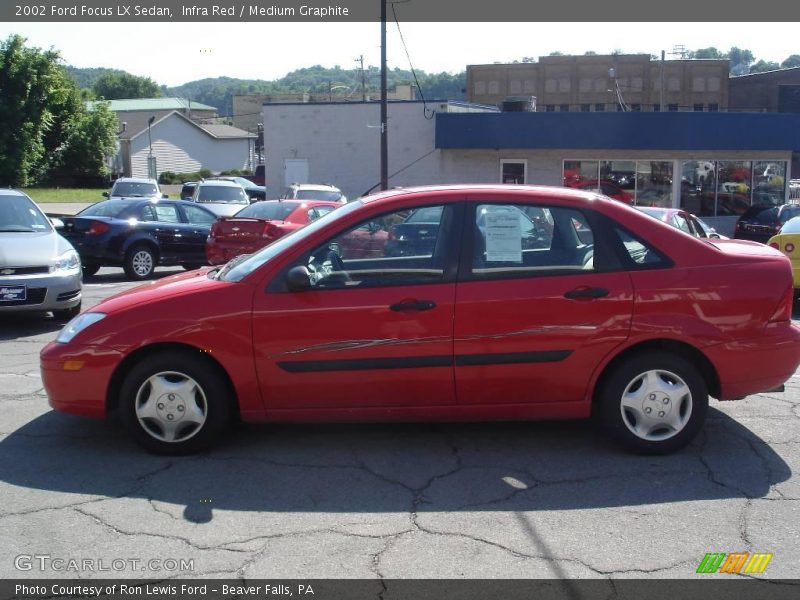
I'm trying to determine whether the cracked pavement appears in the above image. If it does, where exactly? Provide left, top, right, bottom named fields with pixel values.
left=1, top=269, right=798, bottom=580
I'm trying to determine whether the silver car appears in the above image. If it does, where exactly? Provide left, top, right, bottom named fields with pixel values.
left=0, top=190, right=82, bottom=319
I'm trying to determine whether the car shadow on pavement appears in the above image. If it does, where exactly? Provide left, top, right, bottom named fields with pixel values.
left=0, top=407, right=790, bottom=516
left=0, top=313, right=67, bottom=340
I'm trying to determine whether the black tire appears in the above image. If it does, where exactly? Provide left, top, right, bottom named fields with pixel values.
left=119, top=352, right=232, bottom=455
left=53, top=301, right=81, bottom=321
left=123, top=244, right=156, bottom=280
left=598, top=351, right=708, bottom=454
left=181, top=263, right=205, bottom=271
left=82, top=263, right=101, bottom=278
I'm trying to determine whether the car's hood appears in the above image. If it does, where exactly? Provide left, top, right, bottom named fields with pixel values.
left=0, top=231, right=70, bottom=267
left=199, top=203, right=249, bottom=217
left=95, top=267, right=221, bottom=314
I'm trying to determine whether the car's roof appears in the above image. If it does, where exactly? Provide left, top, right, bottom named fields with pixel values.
left=197, top=180, right=242, bottom=187
left=0, top=189, right=28, bottom=198
left=291, top=183, right=341, bottom=191
left=359, top=183, right=611, bottom=205
left=113, top=177, right=158, bottom=184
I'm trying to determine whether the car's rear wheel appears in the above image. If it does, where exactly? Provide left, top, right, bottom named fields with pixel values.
left=119, top=352, right=231, bottom=454
left=598, top=351, right=708, bottom=454
left=123, top=245, right=156, bottom=280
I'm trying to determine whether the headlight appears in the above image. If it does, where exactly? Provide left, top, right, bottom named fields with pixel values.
left=56, top=312, right=106, bottom=344
left=51, top=249, right=80, bottom=273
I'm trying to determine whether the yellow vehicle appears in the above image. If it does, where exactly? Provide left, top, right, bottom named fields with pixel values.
left=768, top=215, right=800, bottom=289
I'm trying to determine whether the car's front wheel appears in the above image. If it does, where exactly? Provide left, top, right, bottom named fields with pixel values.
left=123, top=245, right=156, bottom=280
left=598, top=351, right=708, bottom=454
left=119, top=352, right=232, bottom=454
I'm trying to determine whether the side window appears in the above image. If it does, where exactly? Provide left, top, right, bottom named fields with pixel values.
left=300, top=204, right=451, bottom=289
left=153, top=205, right=180, bottom=223
left=672, top=214, right=692, bottom=235
left=307, top=206, right=334, bottom=222
left=613, top=227, right=671, bottom=268
left=472, top=204, right=593, bottom=277
left=138, top=205, right=158, bottom=222
left=182, top=204, right=216, bottom=224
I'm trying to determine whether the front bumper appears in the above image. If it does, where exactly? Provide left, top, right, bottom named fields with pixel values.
left=707, top=321, right=800, bottom=400
left=40, top=341, right=124, bottom=418
left=0, top=270, right=81, bottom=313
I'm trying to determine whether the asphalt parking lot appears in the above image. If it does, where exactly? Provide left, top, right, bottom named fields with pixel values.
left=0, top=267, right=798, bottom=580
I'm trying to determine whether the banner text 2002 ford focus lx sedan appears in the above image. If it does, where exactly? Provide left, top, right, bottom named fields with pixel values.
left=40, top=185, right=800, bottom=455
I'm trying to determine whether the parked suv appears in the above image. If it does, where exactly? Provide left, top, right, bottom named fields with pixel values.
left=105, top=177, right=167, bottom=201
left=282, top=183, right=347, bottom=204
left=734, top=203, right=800, bottom=244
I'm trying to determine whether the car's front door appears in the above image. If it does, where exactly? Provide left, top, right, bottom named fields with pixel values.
left=251, top=201, right=462, bottom=413
left=178, top=203, right=217, bottom=264
left=453, top=199, right=634, bottom=408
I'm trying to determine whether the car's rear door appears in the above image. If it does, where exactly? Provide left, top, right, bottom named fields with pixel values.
left=251, top=199, right=463, bottom=414
left=453, top=195, right=634, bottom=410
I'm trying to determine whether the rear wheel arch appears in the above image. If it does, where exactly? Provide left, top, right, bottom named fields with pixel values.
left=106, top=343, right=240, bottom=420
left=592, top=339, right=721, bottom=409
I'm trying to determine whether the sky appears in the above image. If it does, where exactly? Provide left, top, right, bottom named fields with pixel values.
left=0, top=21, right=798, bottom=87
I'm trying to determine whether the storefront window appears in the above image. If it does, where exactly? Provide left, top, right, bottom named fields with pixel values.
left=716, top=161, right=751, bottom=216
left=635, top=161, right=673, bottom=207
left=752, top=161, right=787, bottom=205
left=563, top=160, right=599, bottom=187
left=680, top=160, right=716, bottom=216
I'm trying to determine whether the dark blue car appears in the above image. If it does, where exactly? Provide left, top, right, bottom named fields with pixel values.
left=60, top=199, right=218, bottom=280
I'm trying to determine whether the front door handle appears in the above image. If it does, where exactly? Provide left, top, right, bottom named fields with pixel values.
left=564, top=287, right=609, bottom=300
left=390, top=299, right=436, bottom=312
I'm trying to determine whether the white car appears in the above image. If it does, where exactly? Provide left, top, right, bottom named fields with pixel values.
left=0, top=190, right=82, bottom=319
left=191, top=180, right=250, bottom=217
left=105, top=177, right=167, bottom=200
left=282, top=183, right=347, bottom=204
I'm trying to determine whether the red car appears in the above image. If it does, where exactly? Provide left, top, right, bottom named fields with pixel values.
left=567, top=179, right=634, bottom=204
left=206, top=200, right=340, bottom=265
left=41, top=185, right=800, bottom=455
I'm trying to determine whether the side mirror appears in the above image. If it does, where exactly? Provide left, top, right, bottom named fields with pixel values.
left=162, top=193, right=169, bottom=198
left=102, top=192, right=109, bottom=198
left=50, top=217, right=64, bottom=230
left=286, top=265, right=312, bottom=291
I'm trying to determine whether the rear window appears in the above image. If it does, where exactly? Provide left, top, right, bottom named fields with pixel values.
left=780, top=217, right=800, bottom=234
left=296, top=190, right=342, bottom=202
left=111, top=182, right=158, bottom=197
left=237, top=202, right=299, bottom=221
left=79, top=201, right=135, bottom=218
left=742, top=206, right=777, bottom=224
left=196, top=185, right=248, bottom=204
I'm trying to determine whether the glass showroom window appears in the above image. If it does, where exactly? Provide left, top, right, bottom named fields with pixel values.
left=680, top=160, right=716, bottom=217
left=635, top=161, right=673, bottom=207
left=563, top=160, right=599, bottom=187
left=753, top=161, right=787, bottom=205
left=716, top=161, right=752, bottom=217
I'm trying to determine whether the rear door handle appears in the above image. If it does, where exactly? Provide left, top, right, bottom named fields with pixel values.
left=390, top=299, right=437, bottom=311
left=564, top=287, right=609, bottom=300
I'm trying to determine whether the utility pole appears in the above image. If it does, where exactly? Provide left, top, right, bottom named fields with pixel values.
left=659, top=50, right=665, bottom=112
left=380, top=0, right=388, bottom=191
left=355, top=54, right=367, bottom=101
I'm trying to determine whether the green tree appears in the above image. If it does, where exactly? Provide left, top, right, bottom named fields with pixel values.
left=0, top=34, right=81, bottom=186
left=749, top=60, right=781, bottom=73
left=92, top=72, right=161, bottom=99
left=691, top=47, right=725, bottom=59
left=781, top=55, right=800, bottom=68
left=54, top=100, right=118, bottom=179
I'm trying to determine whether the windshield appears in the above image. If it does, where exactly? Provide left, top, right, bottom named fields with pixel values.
left=196, top=186, right=249, bottom=204
left=0, top=194, right=52, bottom=232
left=111, top=182, right=158, bottom=197
left=220, top=200, right=364, bottom=282
left=296, top=190, right=342, bottom=202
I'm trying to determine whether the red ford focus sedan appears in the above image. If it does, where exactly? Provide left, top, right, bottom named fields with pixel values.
left=41, top=185, right=800, bottom=455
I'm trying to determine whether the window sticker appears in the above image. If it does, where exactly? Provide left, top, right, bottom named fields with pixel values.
left=484, top=209, right=522, bottom=262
